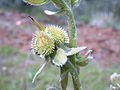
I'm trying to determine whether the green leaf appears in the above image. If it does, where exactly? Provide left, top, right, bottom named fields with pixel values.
left=29, top=16, right=45, bottom=30
left=65, top=46, right=87, bottom=56
left=23, top=0, right=48, bottom=5
left=66, top=60, right=81, bottom=90
left=32, top=62, right=47, bottom=83
left=52, top=48, right=67, bottom=67
left=44, top=9, right=65, bottom=15
left=60, top=66, right=69, bottom=90
left=71, top=72, right=82, bottom=90
left=71, top=0, right=82, bottom=7
left=51, top=0, right=66, bottom=9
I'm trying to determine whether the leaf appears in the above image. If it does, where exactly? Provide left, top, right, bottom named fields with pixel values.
left=65, top=46, right=87, bottom=56
left=52, top=48, right=67, bottom=67
left=32, top=62, right=47, bottom=83
left=51, top=0, right=66, bottom=9
left=29, top=16, right=45, bottom=30
left=44, top=9, right=65, bottom=15
left=71, top=0, right=82, bottom=7
left=66, top=61, right=81, bottom=89
left=65, top=0, right=71, bottom=6
left=71, top=72, right=82, bottom=90
left=60, top=67, right=69, bottom=90
left=23, top=0, right=48, bottom=5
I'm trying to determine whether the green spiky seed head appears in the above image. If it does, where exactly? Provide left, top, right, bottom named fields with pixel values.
left=31, top=31, right=55, bottom=57
left=45, top=25, right=69, bottom=44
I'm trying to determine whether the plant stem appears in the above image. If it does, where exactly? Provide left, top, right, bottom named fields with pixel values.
left=60, top=66, right=68, bottom=90
left=67, top=8, right=81, bottom=90
left=67, top=8, right=77, bottom=48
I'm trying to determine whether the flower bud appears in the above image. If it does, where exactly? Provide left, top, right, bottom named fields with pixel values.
left=31, top=31, right=55, bottom=57
left=76, top=50, right=93, bottom=67
left=45, top=25, right=69, bottom=44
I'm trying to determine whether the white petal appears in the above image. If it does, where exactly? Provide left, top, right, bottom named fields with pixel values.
left=66, top=46, right=87, bottom=56
left=44, top=10, right=57, bottom=15
left=52, top=48, right=67, bottom=67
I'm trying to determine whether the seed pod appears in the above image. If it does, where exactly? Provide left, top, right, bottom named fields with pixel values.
left=45, top=25, right=69, bottom=44
left=31, top=31, right=55, bottom=57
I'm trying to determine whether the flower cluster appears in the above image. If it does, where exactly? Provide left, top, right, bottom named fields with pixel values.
left=45, top=25, right=69, bottom=44
left=30, top=17, right=93, bottom=67
left=31, top=25, right=69, bottom=58
left=31, top=31, right=55, bottom=57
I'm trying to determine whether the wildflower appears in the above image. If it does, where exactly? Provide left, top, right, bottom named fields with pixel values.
left=31, top=31, right=55, bottom=57
left=110, top=73, right=120, bottom=90
left=52, top=48, right=67, bottom=67
left=45, top=25, right=69, bottom=44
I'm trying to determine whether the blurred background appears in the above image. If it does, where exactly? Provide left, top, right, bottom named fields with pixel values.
left=0, top=0, right=120, bottom=90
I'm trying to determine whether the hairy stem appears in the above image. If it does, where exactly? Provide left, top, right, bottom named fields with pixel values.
left=67, top=8, right=81, bottom=90
left=67, top=8, right=77, bottom=48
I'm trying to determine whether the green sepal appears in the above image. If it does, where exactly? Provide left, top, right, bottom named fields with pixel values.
left=23, top=0, right=49, bottom=5
left=76, top=56, right=92, bottom=67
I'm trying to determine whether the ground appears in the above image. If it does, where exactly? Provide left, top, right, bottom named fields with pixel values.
left=0, top=10, right=120, bottom=90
